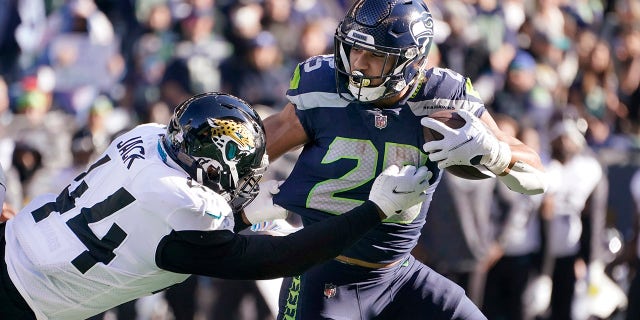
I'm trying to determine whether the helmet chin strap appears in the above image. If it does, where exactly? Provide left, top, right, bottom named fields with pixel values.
left=348, top=60, right=409, bottom=102
left=348, top=80, right=387, bottom=102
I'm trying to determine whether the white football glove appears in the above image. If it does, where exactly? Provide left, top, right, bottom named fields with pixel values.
left=250, top=219, right=302, bottom=236
left=421, top=109, right=511, bottom=174
left=243, top=180, right=288, bottom=224
left=369, top=165, right=432, bottom=218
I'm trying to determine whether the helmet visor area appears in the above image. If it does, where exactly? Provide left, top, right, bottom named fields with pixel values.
left=335, top=36, right=406, bottom=82
left=335, top=34, right=416, bottom=102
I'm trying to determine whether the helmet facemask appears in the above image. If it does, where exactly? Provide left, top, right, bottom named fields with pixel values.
left=334, top=0, right=434, bottom=103
left=335, top=37, right=421, bottom=102
left=164, top=93, right=268, bottom=211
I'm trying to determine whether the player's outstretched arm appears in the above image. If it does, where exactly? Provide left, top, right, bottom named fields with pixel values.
left=156, top=165, right=431, bottom=280
left=422, top=109, right=546, bottom=195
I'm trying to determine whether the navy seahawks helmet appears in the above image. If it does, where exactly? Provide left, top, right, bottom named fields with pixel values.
left=334, top=0, right=434, bottom=102
left=163, top=92, right=268, bottom=210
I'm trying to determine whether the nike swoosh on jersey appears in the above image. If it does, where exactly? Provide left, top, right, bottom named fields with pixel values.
left=205, top=211, right=222, bottom=219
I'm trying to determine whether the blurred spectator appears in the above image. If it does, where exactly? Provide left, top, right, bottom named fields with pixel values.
left=528, top=0, right=566, bottom=43
left=0, top=76, right=14, bottom=189
left=41, top=0, right=115, bottom=46
left=0, top=0, right=20, bottom=78
left=491, top=50, right=554, bottom=160
left=125, top=1, right=179, bottom=119
left=2, top=85, right=75, bottom=205
left=44, top=128, right=95, bottom=195
left=144, top=100, right=173, bottom=124
left=220, top=30, right=291, bottom=108
left=482, top=116, right=545, bottom=320
left=6, top=142, right=43, bottom=208
left=76, top=95, right=115, bottom=157
left=39, top=0, right=124, bottom=115
left=473, top=0, right=517, bottom=76
left=569, top=37, right=625, bottom=149
left=262, top=0, right=299, bottom=57
left=0, top=76, right=12, bottom=127
left=173, top=8, right=232, bottom=95
left=223, top=1, right=264, bottom=56
left=541, top=117, right=605, bottom=320
left=419, top=172, right=497, bottom=305
left=294, top=20, right=334, bottom=61
left=158, top=58, right=193, bottom=112
left=627, top=169, right=640, bottom=320
left=4, top=80, right=74, bottom=170
left=517, top=11, right=577, bottom=110
left=615, top=24, right=640, bottom=139
left=0, top=0, right=47, bottom=80
left=437, top=1, right=481, bottom=78
left=12, top=0, right=48, bottom=76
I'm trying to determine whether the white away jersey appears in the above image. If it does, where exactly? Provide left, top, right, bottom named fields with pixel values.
left=4, top=124, right=235, bottom=320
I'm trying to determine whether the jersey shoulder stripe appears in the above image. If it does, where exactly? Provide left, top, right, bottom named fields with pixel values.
left=286, top=55, right=348, bottom=111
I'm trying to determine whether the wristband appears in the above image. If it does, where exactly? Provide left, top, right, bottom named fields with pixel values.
left=481, top=141, right=511, bottom=175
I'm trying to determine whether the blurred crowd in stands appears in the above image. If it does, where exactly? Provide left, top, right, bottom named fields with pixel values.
left=1, top=0, right=640, bottom=319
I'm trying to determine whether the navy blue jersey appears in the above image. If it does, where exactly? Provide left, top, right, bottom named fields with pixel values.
left=273, top=54, right=486, bottom=263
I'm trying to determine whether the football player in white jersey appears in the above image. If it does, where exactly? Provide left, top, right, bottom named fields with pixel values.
left=0, top=92, right=432, bottom=320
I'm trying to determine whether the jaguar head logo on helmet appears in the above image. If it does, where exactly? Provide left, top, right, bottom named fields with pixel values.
left=334, top=0, right=434, bottom=103
left=163, top=92, right=268, bottom=211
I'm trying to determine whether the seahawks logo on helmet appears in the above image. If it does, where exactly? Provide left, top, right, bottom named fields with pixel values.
left=410, top=13, right=434, bottom=55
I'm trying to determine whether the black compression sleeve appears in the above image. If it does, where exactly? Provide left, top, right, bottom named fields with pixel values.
left=156, top=200, right=381, bottom=279
left=232, top=210, right=251, bottom=233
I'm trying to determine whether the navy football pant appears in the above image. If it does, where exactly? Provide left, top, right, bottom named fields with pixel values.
left=277, top=255, right=486, bottom=320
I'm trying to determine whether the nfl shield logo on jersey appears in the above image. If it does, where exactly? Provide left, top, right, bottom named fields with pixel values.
left=324, top=283, right=337, bottom=298
left=374, top=114, right=387, bottom=129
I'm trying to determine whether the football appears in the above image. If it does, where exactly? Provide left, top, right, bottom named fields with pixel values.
left=423, top=109, right=492, bottom=180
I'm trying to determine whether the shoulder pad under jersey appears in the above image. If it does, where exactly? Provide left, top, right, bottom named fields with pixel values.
left=286, top=55, right=349, bottom=111
left=407, top=67, right=485, bottom=117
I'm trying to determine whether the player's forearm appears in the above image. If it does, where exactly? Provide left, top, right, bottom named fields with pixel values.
left=156, top=201, right=382, bottom=279
left=495, top=142, right=546, bottom=195
left=484, top=125, right=546, bottom=196
left=477, top=112, right=546, bottom=195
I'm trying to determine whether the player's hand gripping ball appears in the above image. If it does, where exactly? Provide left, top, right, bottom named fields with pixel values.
left=422, top=109, right=492, bottom=180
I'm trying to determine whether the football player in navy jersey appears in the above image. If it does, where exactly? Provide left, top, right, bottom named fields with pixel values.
left=0, top=92, right=431, bottom=320
left=262, top=0, right=548, bottom=319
